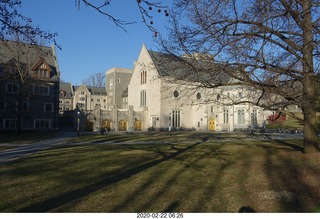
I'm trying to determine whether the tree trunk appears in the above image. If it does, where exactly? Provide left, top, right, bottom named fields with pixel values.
left=302, top=0, right=319, bottom=153
left=303, top=103, right=319, bottom=153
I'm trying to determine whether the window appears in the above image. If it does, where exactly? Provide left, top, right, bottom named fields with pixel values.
left=141, top=71, right=147, bottom=84
left=173, top=90, right=179, bottom=98
left=59, top=91, right=66, bottom=98
left=34, top=62, right=50, bottom=79
left=237, top=109, right=245, bottom=124
left=211, top=106, right=214, bottom=113
left=0, top=101, right=6, bottom=111
left=4, top=119, right=17, bottom=128
left=34, top=86, right=49, bottom=95
left=22, top=102, right=30, bottom=112
left=172, top=110, right=181, bottom=128
left=35, top=119, right=50, bottom=128
left=152, top=116, right=157, bottom=127
left=35, top=69, right=49, bottom=78
left=252, top=109, right=258, bottom=125
left=80, top=91, right=85, bottom=95
left=196, top=93, right=201, bottom=100
left=117, top=78, right=121, bottom=83
left=44, top=103, right=53, bottom=112
left=223, top=109, right=229, bottom=124
left=7, top=83, right=18, bottom=93
left=80, top=97, right=86, bottom=101
left=140, top=90, right=147, bottom=106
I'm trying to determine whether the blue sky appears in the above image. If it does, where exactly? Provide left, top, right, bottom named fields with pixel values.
left=20, top=0, right=170, bottom=85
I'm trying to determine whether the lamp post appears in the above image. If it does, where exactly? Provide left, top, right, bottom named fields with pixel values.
left=168, top=113, right=171, bottom=132
left=77, top=110, right=80, bottom=136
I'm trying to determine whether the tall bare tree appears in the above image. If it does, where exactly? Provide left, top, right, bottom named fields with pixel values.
left=0, top=0, right=59, bottom=48
left=159, top=0, right=320, bottom=153
left=76, top=0, right=169, bottom=35
left=82, top=72, right=105, bottom=87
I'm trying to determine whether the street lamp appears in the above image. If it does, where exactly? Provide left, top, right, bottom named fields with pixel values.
left=77, top=110, right=80, bottom=136
left=168, top=113, right=171, bottom=132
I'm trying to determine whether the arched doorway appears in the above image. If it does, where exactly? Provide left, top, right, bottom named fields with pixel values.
left=134, top=120, right=143, bottom=131
left=208, top=118, right=215, bottom=131
left=102, top=120, right=112, bottom=131
left=118, top=120, right=128, bottom=131
left=84, top=119, right=93, bottom=131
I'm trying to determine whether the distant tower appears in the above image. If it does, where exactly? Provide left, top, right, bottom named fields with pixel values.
left=106, top=68, right=133, bottom=109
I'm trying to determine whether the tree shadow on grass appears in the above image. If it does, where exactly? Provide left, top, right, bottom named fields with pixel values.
left=262, top=134, right=304, bottom=152
left=17, top=141, right=204, bottom=212
left=260, top=138, right=320, bottom=212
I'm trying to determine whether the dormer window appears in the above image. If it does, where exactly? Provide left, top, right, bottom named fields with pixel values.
left=33, top=60, right=51, bottom=79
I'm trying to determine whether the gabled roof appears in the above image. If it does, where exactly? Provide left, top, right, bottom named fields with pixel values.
left=32, top=59, right=52, bottom=71
left=73, top=85, right=106, bottom=95
left=148, top=50, right=233, bottom=85
left=0, top=40, right=59, bottom=80
left=60, top=82, right=74, bottom=98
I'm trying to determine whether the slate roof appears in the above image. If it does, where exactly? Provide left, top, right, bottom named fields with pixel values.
left=88, top=86, right=107, bottom=95
left=148, top=50, right=234, bottom=85
left=0, top=40, right=59, bottom=81
left=60, top=82, right=74, bottom=98
left=73, top=85, right=107, bottom=95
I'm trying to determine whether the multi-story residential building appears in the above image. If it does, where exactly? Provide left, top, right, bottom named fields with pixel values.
left=73, top=84, right=107, bottom=111
left=59, top=82, right=74, bottom=115
left=0, top=40, right=60, bottom=132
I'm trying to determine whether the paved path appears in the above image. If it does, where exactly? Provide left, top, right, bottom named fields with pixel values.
left=0, top=132, right=76, bottom=164
left=0, top=132, right=304, bottom=164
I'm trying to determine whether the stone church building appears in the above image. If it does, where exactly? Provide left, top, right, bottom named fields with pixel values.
left=92, top=44, right=272, bottom=132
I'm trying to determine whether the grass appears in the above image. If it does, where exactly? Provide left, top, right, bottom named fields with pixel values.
left=0, top=132, right=320, bottom=212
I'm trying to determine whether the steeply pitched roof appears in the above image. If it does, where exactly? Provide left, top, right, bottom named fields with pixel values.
left=148, top=50, right=233, bottom=85
left=60, top=82, right=74, bottom=98
left=0, top=40, right=60, bottom=80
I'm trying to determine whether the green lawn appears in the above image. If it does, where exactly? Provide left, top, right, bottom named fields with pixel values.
left=0, top=132, right=319, bottom=212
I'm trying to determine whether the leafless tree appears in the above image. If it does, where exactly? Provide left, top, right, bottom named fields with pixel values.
left=76, top=0, right=169, bottom=35
left=158, top=0, right=320, bottom=153
left=82, top=72, right=106, bottom=87
left=0, top=0, right=59, bottom=48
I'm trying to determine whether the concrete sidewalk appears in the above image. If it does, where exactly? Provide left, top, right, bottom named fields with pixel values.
left=0, top=132, right=77, bottom=164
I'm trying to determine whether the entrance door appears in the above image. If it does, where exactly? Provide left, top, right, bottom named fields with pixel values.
left=102, top=120, right=112, bottom=131
left=134, top=120, right=143, bottom=131
left=118, top=120, right=128, bottom=131
left=208, top=118, right=215, bottom=131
